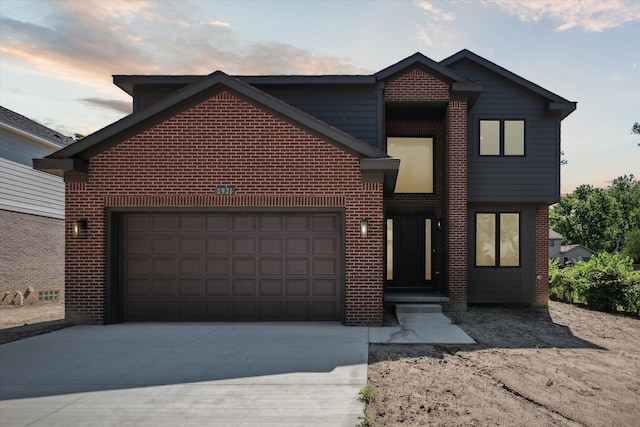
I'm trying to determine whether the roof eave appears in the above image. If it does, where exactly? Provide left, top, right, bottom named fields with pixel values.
left=33, top=158, right=88, bottom=182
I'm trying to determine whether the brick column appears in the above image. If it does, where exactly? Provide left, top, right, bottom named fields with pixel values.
left=446, top=100, right=467, bottom=310
left=534, top=205, right=550, bottom=306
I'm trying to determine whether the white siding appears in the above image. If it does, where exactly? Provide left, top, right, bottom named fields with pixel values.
left=0, top=157, right=64, bottom=219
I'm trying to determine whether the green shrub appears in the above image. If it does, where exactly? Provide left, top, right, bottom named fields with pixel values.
left=572, top=253, right=636, bottom=312
left=549, top=259, right=575, bottom=302
left=625, top=278, right=640, bottom=316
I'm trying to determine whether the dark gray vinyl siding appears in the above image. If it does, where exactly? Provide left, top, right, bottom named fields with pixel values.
left=467, top=203, right=536, bottom=304
left=449, top=59, right=561, bottom=203
left=253, top=85, right=379, bottom=148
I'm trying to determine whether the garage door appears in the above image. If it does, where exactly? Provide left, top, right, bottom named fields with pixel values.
left=120, top=212, right=342, bottom=321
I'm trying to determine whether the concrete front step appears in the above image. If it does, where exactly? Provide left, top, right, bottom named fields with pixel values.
left=395, top=303, right=442, bottom=314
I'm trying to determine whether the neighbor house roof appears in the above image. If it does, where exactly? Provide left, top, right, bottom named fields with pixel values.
left=561, top=244, right=595, bottom=255
left=440, top=49, right=577, bottom=119
left=0, top=105, right=74, bottom=148
left=549, top=229, right=563, bottom=240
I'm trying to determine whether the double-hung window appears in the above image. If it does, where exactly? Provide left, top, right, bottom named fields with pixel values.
left=475, top=213, right=520, bottom=267
left=479, top=120, right=525, bottom=156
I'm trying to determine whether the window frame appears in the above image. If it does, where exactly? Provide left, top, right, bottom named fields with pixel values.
left=474, top=212, right=521, bottom=268
left=478, top=119, right=526, bottom=157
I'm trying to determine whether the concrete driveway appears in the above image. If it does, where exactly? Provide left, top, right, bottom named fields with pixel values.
left=0, top=323, right=369, bottom=427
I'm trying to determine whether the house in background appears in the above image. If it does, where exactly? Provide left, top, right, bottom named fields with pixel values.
left=549, top=229, right=595, bottom=264
left=35, top=50, right=576, bottom=325
left=1, top=106, right=73, bottom=304
left=549, top=229, right=563, bottom=261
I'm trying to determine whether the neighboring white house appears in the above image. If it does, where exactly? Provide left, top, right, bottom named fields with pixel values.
left=549, top=229, right=595, bottom=264
left=0, top=106, right=73, bottom=304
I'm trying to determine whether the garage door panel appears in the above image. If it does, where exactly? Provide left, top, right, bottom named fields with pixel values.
left=126, top=279, right=149, bottom=296
left=121, top=212, right=342, bottom=322
left=313, top=237, right=337, bottom=254
left=259, top=258, right=282, bottom=275
left=179, top=237, right=202, bottom=254
left=314, top=258, right=337, bottom=275
left=152, top=215, right=177, bottom=231
left=259, top=237, right=283, bottom=254
left=179, top=279, right=203, bottom=296
left=313, top=215, right=338, bottom=232
left=151, top=258, right=175, bottom=274
left=286, top=279, right=310, bottom=296
left=206, top=258, right=228, bottom=274
left=152, top=237, right=176, bottom=254
left=126, top=258, right=149, bottom=275
left=179, top=258, right=202, bottom=274
left=286, top=258, right=310, bottom=275
left=286, top=237, right=310, bottom=254
left=232, top=279, right=257, bottom=296
left=206, top=279, right=230, bottom=296
left=126, top=237, right=148, bottom=254
left=206, top=215, right=229, bottom=232
left=152, top=279, right=177, bottom=296
left=179, top=215, right=203, bottom=231
left=313, top=279, right=338, bottom=297
left=259, top=279, right=284, bottom=296
left=232, top=237, right=256, bottom=254
left=232, top=258, right=256, bottom=275
left=232, top=215, right=256, bottom=231
left=259, top=215, right=283, bottom=231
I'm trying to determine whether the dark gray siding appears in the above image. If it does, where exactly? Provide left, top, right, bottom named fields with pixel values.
left=132, top=84, right=380, bottom=148
left=249, top=85, right=379, bottom=148
left=449, top=59, right=561, bottom=203
left=467, top=203, right=536, bottom=304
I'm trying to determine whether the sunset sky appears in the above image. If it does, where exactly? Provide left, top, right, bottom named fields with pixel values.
left=1, top=0, right=638, bottom=193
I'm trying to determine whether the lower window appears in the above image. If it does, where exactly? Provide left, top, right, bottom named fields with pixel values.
left=475, top=213, right=520, bottom=267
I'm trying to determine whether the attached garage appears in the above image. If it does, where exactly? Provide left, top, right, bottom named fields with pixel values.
left=119, top=212, right=343, bottom=322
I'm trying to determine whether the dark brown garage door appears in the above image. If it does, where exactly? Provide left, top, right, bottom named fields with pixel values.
left=120, top=212, right=342, bottom=321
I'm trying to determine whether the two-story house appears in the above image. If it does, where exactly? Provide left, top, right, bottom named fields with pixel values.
left=34, top=50, right=576, bottom=325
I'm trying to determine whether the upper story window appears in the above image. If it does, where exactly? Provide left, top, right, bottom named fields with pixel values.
left=479, top=120, right=525, bottom=156
left=387, top=137, right=433, bottom=193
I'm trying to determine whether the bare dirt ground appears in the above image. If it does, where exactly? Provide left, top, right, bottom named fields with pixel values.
left=0, top=302, right=67, bottom=344
left=367, top=302, right=640, bottom=427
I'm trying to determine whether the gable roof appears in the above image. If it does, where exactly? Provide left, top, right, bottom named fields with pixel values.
left=561, top=244, right=595, bottom=255
left=1, top=105, right=74, bottom=148
left=376, top=52, right=469, bottom=83
left=549, top=229, right=563, bottom=240
left=440, top=49, right=577, bottom=119
left=34, top=71, right=398, bottom=188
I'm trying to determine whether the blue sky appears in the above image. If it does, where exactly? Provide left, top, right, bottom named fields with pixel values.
left=1, top=0, right=638, bottom=193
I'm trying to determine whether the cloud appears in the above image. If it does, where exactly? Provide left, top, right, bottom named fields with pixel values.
left=415, top=1, right=456, bottom=22
left=80, top=98, right=132, bottom=115
left=481, top=0, right=640, bottom=32
left=0, top=0, right=370, bottom=96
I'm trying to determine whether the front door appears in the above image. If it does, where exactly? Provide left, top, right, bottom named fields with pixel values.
left=386, top=214, right=434, bottom=289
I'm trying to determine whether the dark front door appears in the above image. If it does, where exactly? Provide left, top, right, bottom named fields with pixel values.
left=387, top=214, right=434, bottom=289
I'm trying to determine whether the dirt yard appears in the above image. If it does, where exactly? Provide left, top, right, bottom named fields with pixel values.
left=0, top=302, right=67, bottom=344
left=367, top=302, right=640, bottom=426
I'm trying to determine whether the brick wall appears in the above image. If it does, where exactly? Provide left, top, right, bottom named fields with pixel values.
left=0, top=209, right=64, bottom=304
left=534, top=204, right=550, bottom=306
left=383, top=67, right=468, bottom=305
left=65, top=91, right=383, bottom=325
left=384, top=67, right=450, bottom=102
left=446, top=100, right=468, bottom=309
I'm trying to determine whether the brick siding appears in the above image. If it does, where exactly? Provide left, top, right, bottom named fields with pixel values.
left=535, top=204, right=550, bottom=306
left=65, top=91, right=383, bottom=325
left=0, top=209, right=64, bottom=304
left=383, top=67, right=468, bottom=307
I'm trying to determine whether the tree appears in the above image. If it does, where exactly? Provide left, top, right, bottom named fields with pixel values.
left=608, top=175, right=640, bottom=233
left=550, top=185, right=623, bottom=253
left=633, top=122, right=640, bottom=146
left=621, top=229, right=640, bottom=263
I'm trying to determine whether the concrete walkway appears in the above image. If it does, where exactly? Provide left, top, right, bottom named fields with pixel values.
left=369, top=309, right=475, bottom=344
left=0, top=323, right=369, bottom=427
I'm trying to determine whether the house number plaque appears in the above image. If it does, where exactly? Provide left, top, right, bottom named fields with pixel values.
left=215, top=186, right=236, bottom=195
